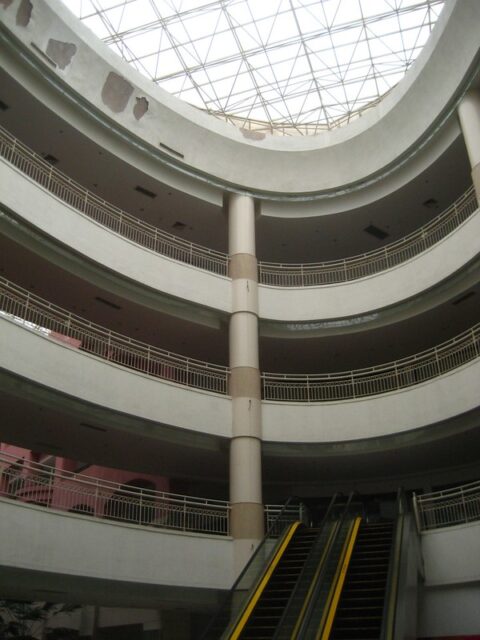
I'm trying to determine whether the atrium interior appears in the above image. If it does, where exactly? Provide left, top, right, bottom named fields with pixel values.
left=0, top=0, right=479, bottom=638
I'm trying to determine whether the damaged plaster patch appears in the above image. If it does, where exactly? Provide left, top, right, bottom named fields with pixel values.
left=133, top=97, right=149, bottom=120
left=0, top=0, right=14, bottom=10
left=240, top=128, right=266, bottom=141
left=16, top=0, right=32, bottom=26
left=101, top=72, right=134, bottom=113
left=46, top=39, right=77, bottom=70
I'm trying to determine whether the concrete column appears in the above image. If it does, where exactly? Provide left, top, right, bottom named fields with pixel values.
left=458, top=89, right=480, bottom=199
left=228, top=193, right=264, bottom=571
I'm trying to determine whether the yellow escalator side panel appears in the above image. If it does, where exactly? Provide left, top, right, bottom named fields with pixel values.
left=228, top=521, right=302, bottom=640
left=318, top=516, right=362, bottom=640
left=291, top=521, right=340, bottom=640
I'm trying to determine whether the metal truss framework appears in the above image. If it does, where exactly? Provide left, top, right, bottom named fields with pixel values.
left=65, top=0, right=445, bottom=135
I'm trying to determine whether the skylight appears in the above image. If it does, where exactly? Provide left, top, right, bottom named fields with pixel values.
left=64, top=0, right=445, bottom=135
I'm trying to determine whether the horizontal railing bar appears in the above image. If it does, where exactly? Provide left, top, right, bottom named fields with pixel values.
left=0, top=125, right=477, bottom=287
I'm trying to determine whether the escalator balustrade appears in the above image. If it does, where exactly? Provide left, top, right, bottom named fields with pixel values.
left=238, top=525, right=319, bottom=639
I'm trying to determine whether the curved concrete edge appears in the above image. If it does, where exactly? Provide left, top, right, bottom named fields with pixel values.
left=262, top=358, right=480, bottom=444
left=0, top=318, right=232, bottom=441
left=259, top=208, right=480, bottom=327
left=0, top=498, right=234, bottom=599
left=0, top=160, right=231, bottom=326
left=1, top=0, right=479, bottom=203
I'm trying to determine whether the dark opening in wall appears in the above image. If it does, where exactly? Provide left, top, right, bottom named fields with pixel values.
left=172, top=221, right=187, bottom=230
left=95, top=296, right=122, bottom=310
left=364, top=224, right=389, bottom=240
left=42, top=153, right=59, bottom=165
left=0, top=100, right=9, bottom=111
left=134, top=185, right=157, bottom=198
left=423, top=197, right=439, bottom=209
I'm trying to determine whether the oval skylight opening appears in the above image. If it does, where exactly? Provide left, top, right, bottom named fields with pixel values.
left=64, top=0, right=445, bottom=135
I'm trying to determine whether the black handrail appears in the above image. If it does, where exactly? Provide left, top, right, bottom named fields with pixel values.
left=200, top=496, right=305, bottom=639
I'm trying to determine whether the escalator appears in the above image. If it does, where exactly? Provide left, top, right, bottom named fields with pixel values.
left=239, top=525, right=319, bottom=639
left=329, top=521, right=394, bottom=639
left=201, top=492, right=412, bottom=640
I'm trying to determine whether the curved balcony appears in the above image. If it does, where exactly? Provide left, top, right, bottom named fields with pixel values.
left=262, top=325, right=480, bottom=402
left=0, top=451, right=295, bottom=536
left=0, top=126, right=228, bottom=277
left=414, top=480, right=480, bottom=532
left=1, top=277, right=478, bottom=407
left=0, top=277, right=228, bottom=395
left=1, top=125, right=477, bottom=312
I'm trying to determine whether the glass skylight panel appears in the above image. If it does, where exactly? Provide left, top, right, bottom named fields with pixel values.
left=65, top=0, right=445, bottom=134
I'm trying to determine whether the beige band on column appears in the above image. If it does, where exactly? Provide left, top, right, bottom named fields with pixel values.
left=229, top=367, right=261, bottom=399
left=229, top=253, right=258, bottom=280
left=230, top=502, right=265, bottom=539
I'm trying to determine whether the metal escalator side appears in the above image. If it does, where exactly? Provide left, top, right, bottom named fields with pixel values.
left=226, top=520, right=303, bottom=639
left=381, top=489, right=423, bottom=640
left=200, top=497, right=306, bottom=640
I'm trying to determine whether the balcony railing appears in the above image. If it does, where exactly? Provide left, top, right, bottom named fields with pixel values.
left=0, top=126, right=477, bottom=287
left=413, top=480, right=480, bottom=531
left=0, top=451, right=230, bottom=535
left=259, top=186, right=478, bottom=287
left=262, top=324, right=480, bottom=401
left=0, top=126, right=228, bottom=276
left=1, top=277, right=479, bottom=402
left=0, top=277, right=228, bottom=395
left=0, top=452, right=301, bottom=536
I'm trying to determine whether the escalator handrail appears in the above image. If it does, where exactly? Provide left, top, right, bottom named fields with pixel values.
left=200, top=495, right=304, bottom=639
left=227, top=521, right=302, bottom=640
left=294, top=491, right=359, bottom=639
left=272, top=492, right=340, bottom=639
left=318, top=516, right=362, bottom=640
left=380, top=488, right=407, bottom=640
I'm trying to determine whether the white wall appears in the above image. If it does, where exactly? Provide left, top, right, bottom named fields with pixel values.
left=0, top=498, right=234, bottom=592
left=422, top=521, right=480, bottom=586
left=418, top=521, right=480, bottom=637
